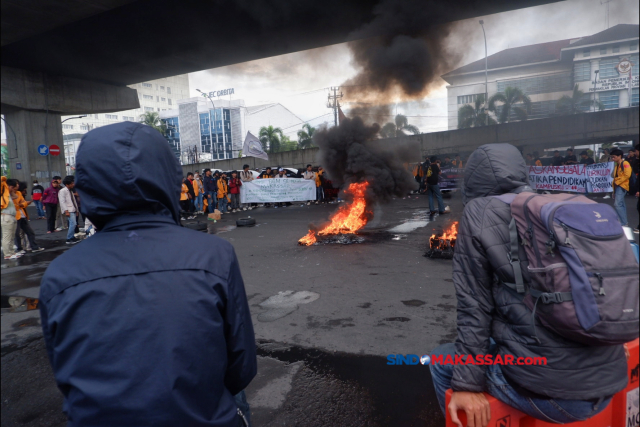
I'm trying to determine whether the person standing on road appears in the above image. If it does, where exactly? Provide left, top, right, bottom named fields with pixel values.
left=579, top=150, right=594, bottom=165
left=184, top=172, right=196, bottom=216
left=610, top=148, right=632, bottom=226
left=58, top=176, right=81, bottom=245
left=426, top=156, right=448, bottom=216
left=14, top=181, right=45, bottom=254
left=2, top=177, right=21, bottom=260
left=193, top=172, right=204, bottom=214
left=39, top=122, right=257, bottom=427
left=315, top=166, right=325, bottom=204
left=42, top=179, right=61, bottom=234
left=430, top=143, right=626, bottom=426
left=599, top=148, right=611, bottom=163
left=563, top=148, right=578, bottom=165
left=203, top=169, right=217, bottom=214
left=31, top=180, right=45, bottom=219
left=52, top=176, right=66, bottom=231
left=240, top=164, right=254, bottom=211
left=217, top=173, right=229, bottom=214
left=180, top=178, right=193, bottom=220
left=303, top=164, right=316, bottom=206
left=229, top=171, right=242, bottom=213
left=626, top=148, right=638, bottom=194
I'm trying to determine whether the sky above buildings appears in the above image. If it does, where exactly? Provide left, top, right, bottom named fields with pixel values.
left=189, top=0, right=639, bottom=138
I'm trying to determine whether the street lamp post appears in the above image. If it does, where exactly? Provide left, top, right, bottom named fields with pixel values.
left=592, top=70, right=599, bottom=112
left=197, top=88, right=220, bottom=162
left=480, top=20, right=489, bottom=126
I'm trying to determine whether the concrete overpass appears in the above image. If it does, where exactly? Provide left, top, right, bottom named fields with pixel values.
left=1, top=0, right=561, bottom=184
left=179, top=107, right=640, bottom=174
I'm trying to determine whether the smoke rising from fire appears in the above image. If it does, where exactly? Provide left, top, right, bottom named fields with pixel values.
left=313, top=116, right=419, bottom=203
left=343, top=0, right=461, bottom=108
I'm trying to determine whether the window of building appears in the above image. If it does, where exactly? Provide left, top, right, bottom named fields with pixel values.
left=599, top=91, right=619, bottom=109
left=167, top=87, right=171, bottom=94
left=168, top=99, right=172, bottom=105
left=161, top=97, right=166, bottom=102
left=144, top=107, right=154, bottom=112
left=105, top=114, right=118, bottom=119
left=583, top=49, right=590, bottom=57
left=80, top=125, right=89, bottom=131
left=612, top=45, right=619, bottom=53
left=599, top=58, right=619, bottom=78
left=142, top=83, right=152, bottom=88
left=600, top=47, right=607, bottom=55
left=62, top=124, right=74, bottom=130
left=632, top=88, right=639, bottom=107
left=157, top=108, right=161, bottom=111
left=143, top=94, right=153, bottom=100
left=457, top=94, right=483, bottom=104
left=95, top=114, right=100, bottom=119
left=573, top=62, right=591, bottom=82
left=157, top=96, right=160, bottom=102
left=160, top=86, right=165, bottom=90
left=498, top=72, right=572, bottom=94
left=631, top=42, right=638, bottom=51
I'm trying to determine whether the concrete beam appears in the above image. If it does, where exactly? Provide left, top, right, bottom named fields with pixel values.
left=1, top=66, right=139, bottom=115
left=181, top=149, right=320, bottom=176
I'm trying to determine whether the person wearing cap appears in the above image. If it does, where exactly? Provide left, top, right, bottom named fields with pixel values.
left=579, top=150, right=594, bottom=165
left=610, top=148, right=632, bottom=226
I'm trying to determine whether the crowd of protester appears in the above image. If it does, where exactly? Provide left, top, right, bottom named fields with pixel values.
left=179, top=163, right=329, bottom=218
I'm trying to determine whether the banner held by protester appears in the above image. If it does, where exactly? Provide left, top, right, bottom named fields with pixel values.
left=241, top=179, right=315, bottom=203
left=528, top=163, right=614, bottom=193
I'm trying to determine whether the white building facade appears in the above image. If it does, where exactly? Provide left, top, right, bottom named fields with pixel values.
left=159, top=97, right=302, bottom=163
left=60, top=74, right=190, bottom=133
left=443, top=24, right=639, bottom=130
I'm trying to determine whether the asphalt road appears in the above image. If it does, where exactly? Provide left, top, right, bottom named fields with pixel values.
left=2, top=191, right=638, bottom=427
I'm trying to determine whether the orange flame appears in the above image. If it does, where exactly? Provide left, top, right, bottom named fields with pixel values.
left=430, top=222, right=458, bottom=241
left=298, top=182, right=369, bottom=246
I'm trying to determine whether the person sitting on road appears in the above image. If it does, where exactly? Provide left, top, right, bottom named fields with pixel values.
left=430, top=143, right=626, bottom=426
left=39, top=122, right=256, bottom=427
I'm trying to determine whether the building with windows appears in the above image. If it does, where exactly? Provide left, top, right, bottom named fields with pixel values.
left=443, top=24, right=639, bottom=130
left=60, top=74, right=190, bottom=134
left=159, top=97, right=302, bottom=163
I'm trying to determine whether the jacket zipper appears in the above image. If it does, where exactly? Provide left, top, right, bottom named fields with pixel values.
left=545, top=197, right=592, bottom=246
left=558, top=222, right=623, bottom=242
left=587, top=269, right=638, bottom=296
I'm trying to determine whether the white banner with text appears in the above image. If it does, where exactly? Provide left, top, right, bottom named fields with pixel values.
left=528, top=163, right=614, bottom=193
left=240, top=179, right=316, bottom=203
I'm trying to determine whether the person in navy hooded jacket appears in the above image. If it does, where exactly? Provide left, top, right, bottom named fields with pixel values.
left=39, top=122, right=257, bottom=427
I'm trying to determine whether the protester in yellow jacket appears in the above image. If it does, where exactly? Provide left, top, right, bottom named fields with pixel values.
left=180, top=182, right=189, bottom=201
left=216, top=174, right=229, bottom=213
left=610, top=148, right=632, bottom=227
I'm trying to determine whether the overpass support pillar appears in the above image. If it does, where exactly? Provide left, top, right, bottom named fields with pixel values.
left=4, top=109, right=65, bottom=184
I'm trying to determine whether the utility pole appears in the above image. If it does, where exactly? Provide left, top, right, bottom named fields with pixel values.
left=601, top=0, right=612, bottom=29
left=479, top=20, right=489, bottom=126
left=327, top=87, right=343, bottom=127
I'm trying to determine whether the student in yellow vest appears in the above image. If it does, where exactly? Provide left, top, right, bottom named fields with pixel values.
left=610, top=149, right=632, bottom=226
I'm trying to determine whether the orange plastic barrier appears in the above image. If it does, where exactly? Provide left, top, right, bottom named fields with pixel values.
left=445, top=338, right=639, bottom=427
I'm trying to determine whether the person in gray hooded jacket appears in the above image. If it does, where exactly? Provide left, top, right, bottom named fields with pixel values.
left=430, top=143, right=627, bottom=427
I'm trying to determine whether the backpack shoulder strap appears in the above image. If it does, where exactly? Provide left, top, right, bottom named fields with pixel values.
left=490, top=194, right=524, bottom=293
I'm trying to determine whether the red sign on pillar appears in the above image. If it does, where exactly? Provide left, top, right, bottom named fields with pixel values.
left=49, top=144, right=60, bottom=156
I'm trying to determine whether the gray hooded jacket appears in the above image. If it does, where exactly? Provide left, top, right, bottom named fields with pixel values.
left=451, top=143, right=627, bottom=400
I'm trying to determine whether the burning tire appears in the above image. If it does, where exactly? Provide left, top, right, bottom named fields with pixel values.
left=236, top=218, right=256, bottom=227
left=425, top=222, right=458, bottom=259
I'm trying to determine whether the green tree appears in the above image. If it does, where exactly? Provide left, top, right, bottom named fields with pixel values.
left=259, top=125, right=284, bottom=154
left=297, top=123, right=316, bottom=149
left=138, top=111, right=167, bottom=136
left=279, top=135, right=298, bottom=152
left=488, top=87, right=532, bottom=124
left=380, top=114, right=420, bottom=138
left=555, top=84, right=604, bottom=115
left=457, top=94, right=497, bottom=128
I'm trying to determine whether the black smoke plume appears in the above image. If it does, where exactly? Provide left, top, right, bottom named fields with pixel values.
left=314, top=117, right=419, bottom=203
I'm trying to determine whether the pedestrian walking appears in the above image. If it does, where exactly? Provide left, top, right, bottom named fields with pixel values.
left=32, top=180, right=45, bottom=218
left=229, top=171, right=242, bottom=213
left=39, top=122, right=256, bottom=427
left=58, top=176, right=81, bottom=245
left=217, top=173, right=229, bottom=213
left=425, top=156, right=448, bottom=216
left=611, top=148, right=632, bottom=226
left=42, top=179, right=61, bottom=234
left=2, top=178, right=22, bottom=259
left=14, top=181, right=45, bottom=253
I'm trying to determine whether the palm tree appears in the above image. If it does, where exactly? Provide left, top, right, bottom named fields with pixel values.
left=138, top=111, right=167, bottom=136
left=297, top=123, right=316, bottom=149
left=280, top=135, right=298, bottom=152
left=488, top=87, right=532, bottom=124
left=555, top=84, right=604, bottom=115
left=259, top=125, right=284, bottom=154
left=457, top=94, right=497, bottom=128
left=380, top=114, right=420, bottom=138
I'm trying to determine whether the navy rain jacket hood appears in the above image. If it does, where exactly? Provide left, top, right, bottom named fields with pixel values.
left=39, top=122, right=257, bottom=427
